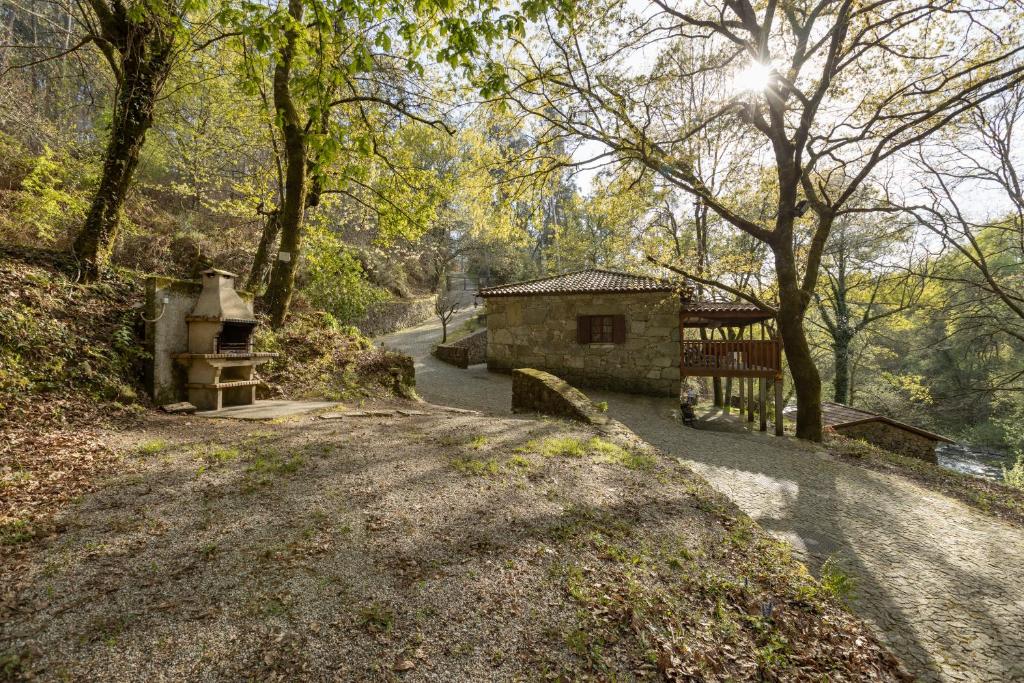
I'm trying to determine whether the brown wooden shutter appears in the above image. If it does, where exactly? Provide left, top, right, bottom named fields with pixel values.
left=612, top=315, right=626, bottom=343
left=577, top=316, right=591, bottom=344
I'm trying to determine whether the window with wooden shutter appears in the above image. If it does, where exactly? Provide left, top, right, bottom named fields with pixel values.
left=576, top=315, right=626, bottom=344
left=576, top=316, right=591, bottom=344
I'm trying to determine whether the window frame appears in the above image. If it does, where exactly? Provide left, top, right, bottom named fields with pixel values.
left=576, top=314, right=626, bottom=345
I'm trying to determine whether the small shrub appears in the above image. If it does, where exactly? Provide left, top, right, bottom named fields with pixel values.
left=595, top=401, right=608, bottom=413
left=1003, top=453, right=1024, bottom=491
left=818, top=557, right=856, bottom=604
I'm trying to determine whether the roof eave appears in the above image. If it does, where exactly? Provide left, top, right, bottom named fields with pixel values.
left=832, top=416, right=954, bottom=443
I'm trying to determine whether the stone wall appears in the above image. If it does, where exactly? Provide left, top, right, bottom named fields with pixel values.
left=486, top=292, right=680, bottom=396
left=511, top=368, right=608, bottom=425
left=834, top=420, right=939, bottom=463
left=434, top=329, right=487, bottom=368
left=144, top=276, right=202, bottom=405
left=358, top=295, right=436, bottom=337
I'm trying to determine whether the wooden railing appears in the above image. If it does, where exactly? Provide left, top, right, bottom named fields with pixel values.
left=680, top=339, right=781, bottom=377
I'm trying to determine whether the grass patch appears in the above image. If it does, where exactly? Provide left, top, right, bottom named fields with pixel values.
left=0, top=518, right=35, bottom=545
left=587, top=437, right=656, bottom=470
left=205, top=445, right=241, bottom=463
left=451, top=456, right=501, bottom=476
left=469, top=435, right=489, bottom=450
left=522, top=436, right=586, bottom=458
left=357, top=603, right=395, bottom=633
left=138, top=438, right=169, bottom=456
left=242, top=452, right=306, bottom=490
left=506, top=454, right=533, bottom=471
left=0, top=468, right=33, bottom=489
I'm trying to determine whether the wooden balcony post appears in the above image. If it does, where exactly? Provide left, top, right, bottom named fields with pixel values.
left=759, top=378, right=767, bottom=431
left=747, top=377, right=754, bottom=422
left=774, top=378, right=784, bottom=436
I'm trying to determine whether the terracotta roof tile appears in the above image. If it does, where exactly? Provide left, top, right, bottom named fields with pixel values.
left=822, top=401, right=953, bottom=443
left=478, top=268, right=682, bottom=297
left=683, top=301, right=765, bottom=313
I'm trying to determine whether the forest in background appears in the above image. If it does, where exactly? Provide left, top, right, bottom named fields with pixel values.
left=1, top=0, right=1024, bottom=457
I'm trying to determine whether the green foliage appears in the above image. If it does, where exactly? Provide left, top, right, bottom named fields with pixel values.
left=817, top=557, right=856, bottom=604
left=1003, top=453, right=1024, bottom=492
left=0, top=261, right=145, bottom=414
left=9, top=145, right=92, bottom=245
left=303, top=223, right=390, bottom=325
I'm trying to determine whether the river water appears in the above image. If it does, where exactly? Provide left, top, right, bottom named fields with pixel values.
left=936, top=443, right=1016, bottom=480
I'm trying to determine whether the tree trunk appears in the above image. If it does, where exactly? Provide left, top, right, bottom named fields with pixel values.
left=73, top=38, right=165, bottom=281
left=246, top=210, right=281, bottom=292
left=774, top=245, right=823, bottom=441
left=263, top=0, right=306, bottom=329
left=833, top=331, right=852, bottom=405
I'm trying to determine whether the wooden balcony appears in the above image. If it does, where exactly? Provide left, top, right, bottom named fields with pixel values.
left=680, top=339, right=781, bottom=378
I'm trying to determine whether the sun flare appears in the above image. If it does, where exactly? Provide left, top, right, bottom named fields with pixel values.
left=733, top=61, right=775, bottom=93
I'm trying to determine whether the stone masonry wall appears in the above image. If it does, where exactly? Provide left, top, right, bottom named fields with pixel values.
left=434, top=329, right=487, bottom=368
left=511, top=368, right=608, bottom=425
left=486, top=292, right=680, bottom=396
left=835, top=420, right=939, bottom=463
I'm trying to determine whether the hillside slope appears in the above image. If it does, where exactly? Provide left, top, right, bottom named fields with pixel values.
left=0, top=249, right=411, bottom=552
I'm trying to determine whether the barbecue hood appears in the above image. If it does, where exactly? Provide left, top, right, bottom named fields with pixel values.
left=187, top=268, right=255, bottom=322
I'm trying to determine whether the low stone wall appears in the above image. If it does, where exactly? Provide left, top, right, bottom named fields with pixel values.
left=834, top=420, right=939, bottom=463
left=511, top=368, right=608, bottom=425
left=358, top=295, right=436, bottom=337
left=434, top=329, right=487, bottom=368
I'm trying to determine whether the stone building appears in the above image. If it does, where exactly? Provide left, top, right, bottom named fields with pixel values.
left=822, top=401, right=953, bottom=463
left=479, top=269, right=684, bottom=396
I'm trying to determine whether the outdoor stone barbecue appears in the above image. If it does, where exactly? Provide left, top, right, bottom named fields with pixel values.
left=145, top=269, right=276, bottom=410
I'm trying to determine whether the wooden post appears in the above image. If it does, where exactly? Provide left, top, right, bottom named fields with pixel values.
left=774, top=377, right=784, bottom=436
left=747, top=377, right=755, bottom=422
left=724, top=377, right=732, bottom=415
left=759, top=378, right=767, bottom=432
left=737, top=377, right=744, bottom=413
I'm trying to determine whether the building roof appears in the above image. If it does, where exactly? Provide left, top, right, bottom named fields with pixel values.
left=477, top=268, right=681, bottom=298
left=683, top=301, right=765, bottom=313
left=821, top=401, right=953, bottom=443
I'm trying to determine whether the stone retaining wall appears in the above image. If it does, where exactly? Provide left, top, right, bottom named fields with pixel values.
left=511, top=368, right=608, bottom=425
left=833, top=420, right=939, bottom=463
left=486, top=291, right=680, bottom=396
left=358, top=295, right=436, bottom=337
left=434, top=329, right=487, bottom=368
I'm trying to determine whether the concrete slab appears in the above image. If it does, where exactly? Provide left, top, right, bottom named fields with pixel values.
left=196, top=400, right=341, bottom=420
left=319, top=411, right=369, bottom=419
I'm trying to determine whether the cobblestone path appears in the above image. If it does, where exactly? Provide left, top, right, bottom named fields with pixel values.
left=380, top=320, right=1024, bottom=682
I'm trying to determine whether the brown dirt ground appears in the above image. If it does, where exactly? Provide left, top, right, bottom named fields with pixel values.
left=1, top=403, right=904, bottom=682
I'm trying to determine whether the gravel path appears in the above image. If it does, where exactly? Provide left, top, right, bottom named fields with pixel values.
left=381, top=318, right=1024, bottom=683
